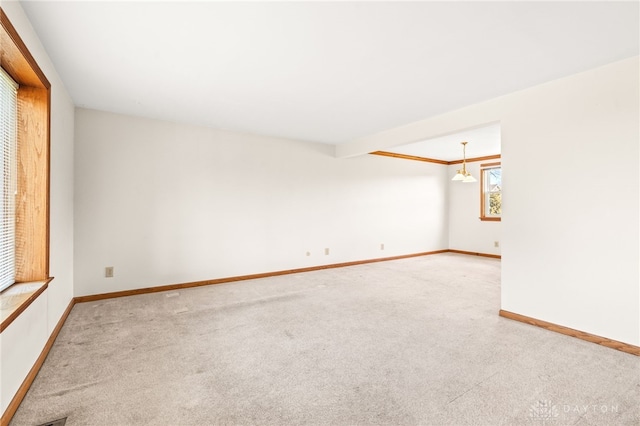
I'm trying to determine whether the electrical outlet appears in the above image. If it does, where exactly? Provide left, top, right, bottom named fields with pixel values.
left=494, top=241, right=500, bottom=248
left=306, top=251, right=311, bottom=257
left=105, top=266, right=114, bottom=278
left=324, top=248, right=330, bottom=255
left=380, top=243, right=385, bottom=250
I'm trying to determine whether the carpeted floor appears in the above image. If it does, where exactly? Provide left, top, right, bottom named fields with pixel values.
left=10, top=253, right=640, bottom=425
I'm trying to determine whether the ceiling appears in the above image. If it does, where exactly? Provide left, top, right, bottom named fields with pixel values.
left=384, top=122, right=501, bottom=162
left=19, top=1, right=639, bottom=151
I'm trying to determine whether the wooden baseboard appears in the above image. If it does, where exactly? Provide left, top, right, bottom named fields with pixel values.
left=1, top=298, right=76, bottom=425
left=448, top=249, right=501, bottom=259
left=499, top=310, right=640, bottom=356
left=75, top=250, right=451, bottom=303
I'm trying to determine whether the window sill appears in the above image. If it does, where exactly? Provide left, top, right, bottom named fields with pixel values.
left=0, top=278, right=52, bottom=332
left=479, top=217, right=501, bottom=222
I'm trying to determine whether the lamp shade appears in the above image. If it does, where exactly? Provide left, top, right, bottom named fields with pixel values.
left=462, top=174, right=477, bottom=183
left=452, top=172, right=465, bottom=181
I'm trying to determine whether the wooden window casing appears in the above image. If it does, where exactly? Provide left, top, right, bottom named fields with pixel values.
left=480, top=162, right=501, bottom=222
left=0, top=8, right=51, bottom=285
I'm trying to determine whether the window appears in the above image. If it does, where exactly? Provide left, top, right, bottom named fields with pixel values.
left=0, top=67, right=18, bottom=291
left=0, top=8, right=51, bottom=292
left=480, top=163, right=501, bottom=221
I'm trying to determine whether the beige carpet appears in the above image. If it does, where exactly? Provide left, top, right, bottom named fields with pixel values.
left=10, top=253, right=640, bottom=425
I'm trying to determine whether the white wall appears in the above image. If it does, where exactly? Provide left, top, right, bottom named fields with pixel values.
left=74, top=109, right=449, bottom=296
left=448, top=160, right=501, bottom=256
left=502, top=59, right=638, bottom=346
left=0, top=1, right=75, bottom=416
left=338, top=57, right=639, bottom=346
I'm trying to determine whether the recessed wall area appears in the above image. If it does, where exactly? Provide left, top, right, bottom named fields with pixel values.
left=448, top=159, right=501, bottom=257
left=374, top=122, right=502, bottom=257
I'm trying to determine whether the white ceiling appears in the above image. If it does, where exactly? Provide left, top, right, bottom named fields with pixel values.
left=385, top=122, right=501, bottom=161
left=20, top=1, right=639, bottom=149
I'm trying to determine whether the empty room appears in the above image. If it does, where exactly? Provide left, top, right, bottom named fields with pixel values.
left=0, top=1, right=638, bottom=425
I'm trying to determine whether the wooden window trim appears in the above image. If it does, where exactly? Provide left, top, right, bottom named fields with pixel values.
left=480, top=162, right=501, bottom=221
left=479, top=216, right=501, bottom=222
left=0, top=8, right=51, bottom=327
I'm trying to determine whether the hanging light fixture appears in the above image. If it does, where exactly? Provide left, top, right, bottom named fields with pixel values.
left=452, top=141, right=476, bottom=182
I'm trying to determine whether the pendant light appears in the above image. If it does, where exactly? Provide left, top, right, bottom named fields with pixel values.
left=452, top=141, right=476, bottom=183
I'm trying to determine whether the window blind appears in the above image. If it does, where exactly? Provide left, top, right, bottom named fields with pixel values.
left=0, top=67, right=18, bottom=292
